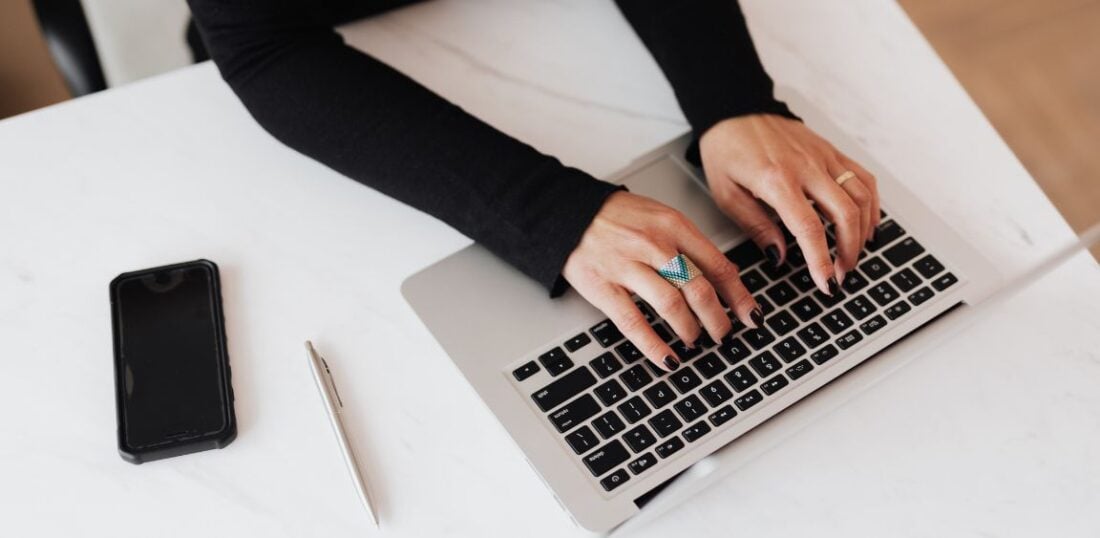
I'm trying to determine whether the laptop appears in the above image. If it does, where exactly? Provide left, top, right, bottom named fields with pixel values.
left=401, top=110, right=1002, bottom=532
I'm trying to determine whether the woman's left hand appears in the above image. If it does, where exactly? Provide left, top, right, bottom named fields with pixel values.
left=699, top=114, right=880, bottom=292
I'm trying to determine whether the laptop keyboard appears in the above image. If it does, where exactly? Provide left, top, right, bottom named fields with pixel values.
left=510, top=211, right=959, bottom=494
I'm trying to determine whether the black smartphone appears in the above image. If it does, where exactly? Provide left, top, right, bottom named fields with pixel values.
left=109, top=259, right=236, bottom=464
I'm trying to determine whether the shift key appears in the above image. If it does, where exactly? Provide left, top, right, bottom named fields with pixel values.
left=532, top=366, right=597, bottom=411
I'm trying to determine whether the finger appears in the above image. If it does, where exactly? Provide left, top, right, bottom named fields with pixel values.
left=622, top=262, right=702, bottom=348
left=579, top=281, right=680, bottom=372
left=839, top=154, right=881, bottom=236
left=755, top=174, right=837, bottom=295
left=673, top=221, right=762, bottom=329
left=710, top=176, right=786, bottom=265
left=806, top=167, right=862, bottom=280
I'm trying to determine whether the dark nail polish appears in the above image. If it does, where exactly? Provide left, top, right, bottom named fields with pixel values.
left=827, top=277, right=840, bottom=296
left=663, top=355, right=680, bottom=371
left=750, top=307, right=764, bottom=327
left=765, top=244, right=781, bottom=266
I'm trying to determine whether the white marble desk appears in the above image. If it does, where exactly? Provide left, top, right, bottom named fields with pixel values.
left=2, top=0, right=1099, bottom=536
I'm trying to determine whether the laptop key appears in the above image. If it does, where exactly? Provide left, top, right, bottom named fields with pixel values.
left=634, top=300, right=656, bottom=323
left=594, top=379, right=627, bottom=406
left=617, top=396, right=652, bottom=423
left=765, top=310, right=799, bottom=336
left=671, top=340, right=704, bottom=362
left=810, top=344, right=839, bottom=365
left=655, top=437, right=685, bottom=459
left=743, top=326, right=776, bottom=350
left=673, top=395, right=707, bottom=422
left=614, top=340, right=644, bottom=363
left=748, top=351, right=783, bottom=377
left=774, top=337, right=807, bottom=363
left=538, top=347, right=572, bottom=376
left=708, top=405, right=737, bottom=427
left=787, top=245, right=806, bottom=267
left=860, top=315, right=888, bottom=336
left=590, top=321, right=624, bottom=348
left=786, top=359, right=814, bottom=380
left=620, top=365, right=653, bottom=391
left=670, top=368, right=703, bottom=393
left=512, top=361, right=540, bottom=381
left=532, top=367, right=596, bottom=411
left=694, top=352, right=728, bottom=379
left=583, top=440, right=631, bottom=477
left=590, top=352, right=623, bottom=379
left=859, top=256, right=891, bottom=280
left=725, top=365, right=758, bottom=392
left=765, top=281, right=798, bottom=306
left=565, top=426, right=599, bottom=455
left=700, top=380, right=734, bottom=407
left=908, top=286, right=935, bottom=306
left=600, top=469, right=630, bottom=491
left=756, top=296, right=776, bottom=316
left=761, top=262, right=792, bottom=280
left=867, top=220, right=905, bottom=251
left=842, top=270, right=870, bottom=293
left=629, top=453, right=659, bottom=475
left=814, top=288, right=846, bottom=308
left=796, top=322, right=829, bottom=348
left=760, top=374, right=789, bottom=395
left=642, top=381, right=676, bottom=408
left=734, top=389, right=764, bottom=411
left=791, top=296, right=823, bottom=322
left=652, top=322, right=674, bottom=343
left=593, top=411, right=626, bottom=439
left=868, top=281, right=900, bottom=306
left=884, top=300, right=912, bottom=320
left=564, top=332, right=591, bottom=352
left=718, top=337, right=751, bottom=364
left=682, top=421, right=712, bottom=443
left=932, top=272, right=958, bottom=291
left=726, top=241, right=765, bottom=269
left=884, top=237, right=925, bottom=267
left=623, top=425, right=658, bottom=453
left=890, top=268, right=922, bottom=292
left=822, top=309, right=854, bottom=334
left=550, top=394, right=601, bottom=433
left=836, top=329, right=864, bottom=350
left=843, top=295, right=876, bottom=320
left=740, top=269, right=768, bottom=293
left=914, top=254, right=946, bottom=279
left=791, top=268, right=816, bottom=292
left=648, top=409, right=683, bottom=438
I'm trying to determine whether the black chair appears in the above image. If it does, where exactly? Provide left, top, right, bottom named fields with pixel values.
left=30, top=0, right=208, bottom=97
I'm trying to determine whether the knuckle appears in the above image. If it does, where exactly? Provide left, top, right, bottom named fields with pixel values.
left=708, top=259, right=742, bottom=285
left=653, top=289, right=687, bottom=317
left=838, top=199, right=861, bottom=226
left=743, top=219, right=776, bottom=241
left=614, top=309, right=650, bottom=336
left=789, top=215, right=825, bottom=237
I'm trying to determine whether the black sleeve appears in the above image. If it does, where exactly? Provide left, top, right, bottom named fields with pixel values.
left=614, top=0, right=799, bottom=165
left=186, top=0, right=621, bottom=296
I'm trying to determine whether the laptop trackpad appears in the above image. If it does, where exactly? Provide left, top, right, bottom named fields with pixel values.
left=620, top=154, right=740, bottom=244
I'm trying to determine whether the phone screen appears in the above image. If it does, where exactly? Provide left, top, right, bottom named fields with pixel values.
left=113, top=263, right=229, bottom=450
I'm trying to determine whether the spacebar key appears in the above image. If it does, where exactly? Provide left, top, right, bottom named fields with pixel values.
left=532, top=366, right=597, bottom=411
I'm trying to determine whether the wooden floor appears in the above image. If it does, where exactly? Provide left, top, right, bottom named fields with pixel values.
left=898, top=0, right=1100, bottom=260
left=1, top=0, right=1097, bottom=257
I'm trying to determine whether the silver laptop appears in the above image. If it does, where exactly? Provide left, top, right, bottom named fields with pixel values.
left=402, top=122, right=1001, bottom=531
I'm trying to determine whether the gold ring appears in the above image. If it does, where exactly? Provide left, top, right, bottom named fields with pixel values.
left=834, top=170, right=857, bottom=186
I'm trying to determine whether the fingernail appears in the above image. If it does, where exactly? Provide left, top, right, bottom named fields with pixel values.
left=750, top=307, right=764, bottom=328
left=663, top=355, right=681, bottom=371
left=765, top=245, right=781, bottom=266
left=827, top=277, right=841, bottom=297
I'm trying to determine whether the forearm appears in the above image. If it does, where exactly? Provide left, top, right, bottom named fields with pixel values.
left=188, top=0, right=619, bottom=294
left=615, top=0, right=797, bottom=162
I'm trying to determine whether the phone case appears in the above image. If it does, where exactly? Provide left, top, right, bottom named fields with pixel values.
left=109, top=259, right=236, bottom=464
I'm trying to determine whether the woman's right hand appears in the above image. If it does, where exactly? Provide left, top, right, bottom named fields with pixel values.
left=562, top=191, right=763, bottom=373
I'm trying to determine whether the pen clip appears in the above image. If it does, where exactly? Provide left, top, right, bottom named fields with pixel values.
left=320, top=357, right=345, bottom=408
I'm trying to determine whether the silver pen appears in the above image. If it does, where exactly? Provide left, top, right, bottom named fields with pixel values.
left=305, top=340, right=379, bottom=527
